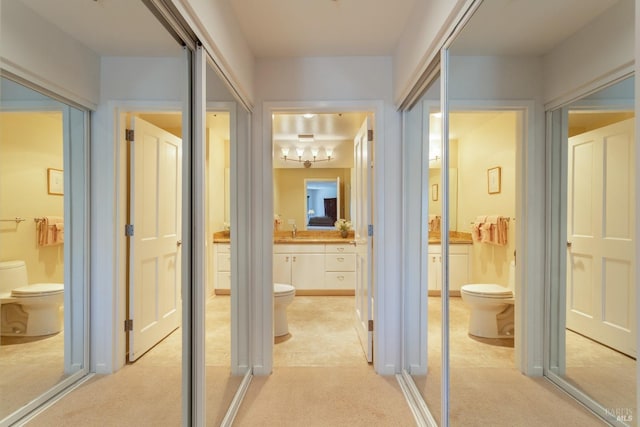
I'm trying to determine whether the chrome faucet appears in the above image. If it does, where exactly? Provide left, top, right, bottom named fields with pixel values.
left=292, top=223, right=297, bottom=238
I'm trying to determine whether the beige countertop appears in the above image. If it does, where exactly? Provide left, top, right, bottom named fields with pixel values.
left=428, top=231, right=473, bottom=245
left=213, top=230, right=356, bottom=244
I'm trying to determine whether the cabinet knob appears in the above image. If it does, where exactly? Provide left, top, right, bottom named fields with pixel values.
left=285, top=256, right=290, bottom=262
left=293, top=256, right=297, bottom=262
left=337, top=275, right=344, bottom=280
left=337, top=257, right=344, bottom=262
left=337, top=247, right=344, bottom=252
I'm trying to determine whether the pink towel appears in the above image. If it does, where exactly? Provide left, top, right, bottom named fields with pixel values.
left=472, top=216, right=486, bottom=241
left=481, top=215, right=509, bottom=246
left=428, top=215, right=441, bottom=232
left=38, top=216, right=64, bottom=246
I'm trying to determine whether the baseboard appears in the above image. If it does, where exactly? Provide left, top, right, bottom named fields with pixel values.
left=428, top=290, right=461, bottom=297
left=294, top=290, right=355, bottom=296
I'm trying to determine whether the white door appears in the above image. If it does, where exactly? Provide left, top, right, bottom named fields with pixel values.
left=353, top=117, right=373, bottom=362
left=128, top=117, right=182, bottom=362
left=567, top=118, right=636, bottom=357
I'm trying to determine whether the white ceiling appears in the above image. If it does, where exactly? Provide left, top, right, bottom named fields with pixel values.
left=15, top=0, right=624, bottom=148
left=229, top=0, right=418, bottom=57
left=451, top=0, right=621, bottom=55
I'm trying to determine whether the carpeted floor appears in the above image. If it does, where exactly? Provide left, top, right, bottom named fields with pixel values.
left=9, top=295, right=636, bottom=426
left=413, top=296, right=625, bottom=426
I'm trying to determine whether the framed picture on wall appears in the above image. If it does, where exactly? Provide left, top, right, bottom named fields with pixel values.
left=431, top=184, right=438, bottom=201
left=48, top=168, right=63, bottom=195
left=487, top=166, right=501, bottom=194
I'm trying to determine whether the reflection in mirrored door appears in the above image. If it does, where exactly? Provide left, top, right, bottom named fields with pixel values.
left=0, top=75, right=89, bottom=424
left=204, top=58, right=251, bottom=425
left=548, top=76, right=637, bottom=426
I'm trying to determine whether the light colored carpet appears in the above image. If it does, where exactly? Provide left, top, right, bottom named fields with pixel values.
left=413, top=297, right=610, bottom=426
left=0, top=331, right=66, bottom=419
left=234, top=366, right=415, bottom=427
left=25, top=294, right=240, bottom=426
left=274, top=296, right=366, bottom=367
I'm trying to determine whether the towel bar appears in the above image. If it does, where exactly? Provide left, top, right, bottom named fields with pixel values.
left=0, top=217, right=26, bottom=223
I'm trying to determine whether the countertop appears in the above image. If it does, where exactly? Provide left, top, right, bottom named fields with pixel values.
left=213, top=230, right=356, bottom=244
left=213, top=230, right=472, bottom=244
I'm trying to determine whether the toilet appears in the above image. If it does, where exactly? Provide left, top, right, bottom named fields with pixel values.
left=0, top=260, right=64, bottom=337
left=274, top=283, right=295, bottom=337
left=460, top=261, right=515, bottom=339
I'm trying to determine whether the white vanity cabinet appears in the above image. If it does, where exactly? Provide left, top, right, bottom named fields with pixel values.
left=213, top=243, right=231, bottom=293
left=273, top=244, right=325, bottom=290
left=427, top=244, right=471, bottom=294
left=324, top=243, right=356, bottom=290
left=272, top=243, right=355, bottom=293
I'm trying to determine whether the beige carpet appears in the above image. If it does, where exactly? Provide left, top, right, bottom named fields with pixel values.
left=1, top=330, right=66, bottom=419
left=25, top=295, right=241, bottom=426
left=412, top=297, right=610, bottom=426
left=234, top=366, right=415, bottom=427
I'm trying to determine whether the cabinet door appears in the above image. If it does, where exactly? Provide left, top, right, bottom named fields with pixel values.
left=291, top=253, right=325, bottom=289
left=449, top=253, right=469, bottom=291
left=273, top=253, right=292, bottom=284
left=428, top=252, right=441, bottom=290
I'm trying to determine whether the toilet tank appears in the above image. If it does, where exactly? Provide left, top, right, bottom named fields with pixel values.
left=0, top=260, right=28, bottom=294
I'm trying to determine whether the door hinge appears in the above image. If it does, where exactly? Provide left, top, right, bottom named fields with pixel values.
left=368, top=319, right=374, bottom=332
left=367, top=129, right=373, bottom=142
left=125, top=224, right=134, bottom=237
left=124, top=319, right=133, bottom=332
left=125, top=129, right=134, bottom=142
left=368, top=224, right=373, bottom=237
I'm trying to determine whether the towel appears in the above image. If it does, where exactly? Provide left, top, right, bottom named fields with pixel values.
left=481, top=215, right=499, bottom=244
left=472, top=215, right=486, bottom=242
left=428, top=215, right=441, bottom=232
left=480, top=215, right=509, bottom=246
left=37, top=216, right=64, bottom=246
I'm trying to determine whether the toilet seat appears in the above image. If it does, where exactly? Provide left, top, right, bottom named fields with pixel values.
left=461, top=284, right=512, bottom=298
left=274, top=283, right=295, bottom=297
left=11, top=283, right=64, bottom=298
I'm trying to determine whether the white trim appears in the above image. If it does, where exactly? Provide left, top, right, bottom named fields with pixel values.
left=220, top=370, right=253, bottom=427
left=396, top=371, right=437, bottom=427
left=544, top=63, right=635, bottom=111
left=258, top=100, right=389, bottom=374
left=109, top=100, right=184, bottom=373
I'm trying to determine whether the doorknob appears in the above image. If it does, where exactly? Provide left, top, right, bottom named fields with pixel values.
left=566, top=241, right=572, bottom=248
left=177, top=240, right=182, bottom=247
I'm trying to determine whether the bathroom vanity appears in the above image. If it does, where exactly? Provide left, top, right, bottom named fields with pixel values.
left=427, top=232, right=473, bottom=295
left=212, top=230, right=356, bottom=295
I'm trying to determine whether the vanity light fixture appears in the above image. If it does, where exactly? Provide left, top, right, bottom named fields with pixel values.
left=280, top=145, right=333, bottom=168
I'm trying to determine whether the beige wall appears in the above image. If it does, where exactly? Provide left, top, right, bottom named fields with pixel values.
left=274, top=168, right=351, bottom=230
left=0, top=111, right=64, bottom=283
left=457, top=112, right=518, bottom=286
left=207, top=113, right=231, bottom=234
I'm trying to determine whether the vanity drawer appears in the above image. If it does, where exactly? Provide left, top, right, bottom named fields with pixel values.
left=217, top=253, right=231, bottom=272
left=325, top=272, right=355, bottom=289
left=325, top=253, right=355, bottom=271
left=325, top=243, right=355, bottom=254
left=217, top=243, right=231, bottom=253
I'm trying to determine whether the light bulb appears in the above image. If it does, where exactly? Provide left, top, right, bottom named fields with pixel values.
left=281, top=147, right=289, bottom=157
left=296, top=147, right=305, bottom=157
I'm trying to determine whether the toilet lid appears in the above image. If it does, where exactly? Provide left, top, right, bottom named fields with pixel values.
left=12, top=283, right=64, bottom=297
left=462, top=283, right=512, bottom=297
left=274, top=283, right=295, bottom=295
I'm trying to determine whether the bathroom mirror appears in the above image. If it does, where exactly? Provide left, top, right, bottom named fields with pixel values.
left=549, top=75, right=636, bottom=425
left=272, top=112, right=362, bottom=232
left=0, top=74, right=89, bottom=424
left=305, top=178, right=341, bottom=228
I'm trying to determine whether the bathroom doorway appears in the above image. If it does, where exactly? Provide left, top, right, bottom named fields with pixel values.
left=271, top=109, right=374, bottom=368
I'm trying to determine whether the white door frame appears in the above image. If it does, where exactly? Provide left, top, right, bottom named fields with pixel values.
left=112, top=101, right=184, bottom=371
left=257, top=100, right=385, bottom=375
